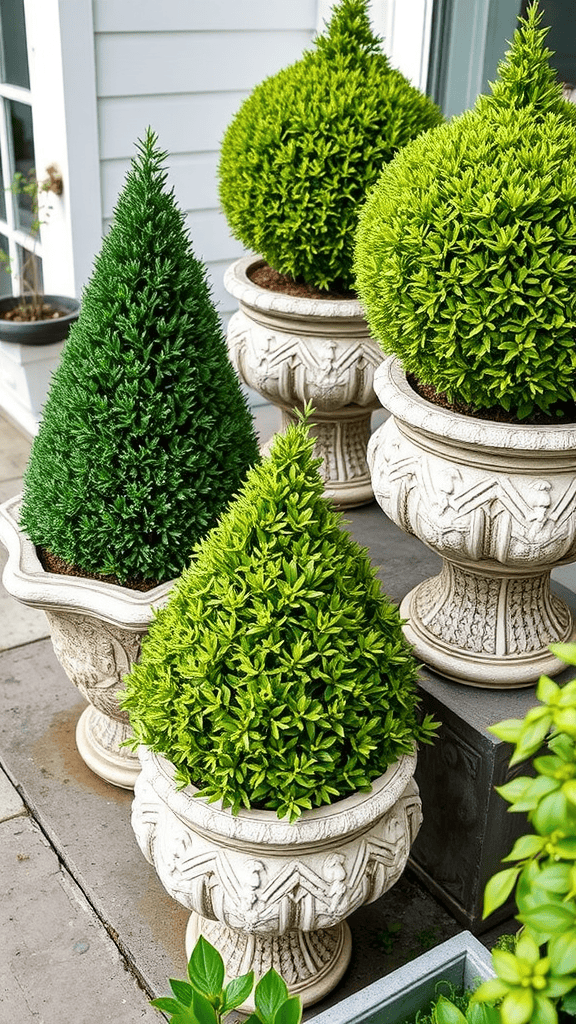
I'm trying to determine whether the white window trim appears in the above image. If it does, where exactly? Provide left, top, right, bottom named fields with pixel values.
left=23, top=0, right=102, bottom=298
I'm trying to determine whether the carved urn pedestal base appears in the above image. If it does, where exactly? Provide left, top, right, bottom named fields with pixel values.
left=185, top=913, right=352, bottom=1012
left=224, top=255, right=383, bottom=509
left=0, top=495, right=174, bottom=789
left=132, top=746, right=422, bottom=1010
left=369, top=357, right=576, bottom=688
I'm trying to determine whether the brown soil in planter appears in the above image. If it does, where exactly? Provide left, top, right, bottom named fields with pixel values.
left=248, top=262, right=356, bottom=301
left=1, top=302, right=67, bottom=322
left=38, top=547, right=161, bottom=592
left=408, top=374, right=576, bottom=426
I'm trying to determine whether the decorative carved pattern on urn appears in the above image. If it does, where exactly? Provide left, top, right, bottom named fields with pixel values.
left=224, top=256, right=383, bottom=508
left=368, top=358, right=576, bottom=687
left=0, top=495, right=174, bottom=789
left=132, top=746, right=421, bottom=1009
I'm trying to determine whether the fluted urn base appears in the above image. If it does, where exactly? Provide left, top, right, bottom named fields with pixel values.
left=185, top=913, right=352, bottom=1011
left=76, top=706, right=140, bottom=789
left=400, top=562, right=576, bottom=688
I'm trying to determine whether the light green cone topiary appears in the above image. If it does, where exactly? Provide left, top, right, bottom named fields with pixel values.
left=123, top=421, right=437, bottom=821
left=218, top=0, right=442, bottom=292
left=20, top=130, right=259, bottom=586
left=355, top=3, right=576, bottom=420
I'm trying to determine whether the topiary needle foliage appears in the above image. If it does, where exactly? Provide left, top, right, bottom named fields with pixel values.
left=355, top=2, right=576, bottom=421
left=123, top=420, right=437, bottom=821
left=218, top=0, right=442, bottom=292
left=20, top=129, right=259, bottom=586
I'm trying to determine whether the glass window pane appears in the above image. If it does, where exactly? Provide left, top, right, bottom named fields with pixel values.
left=0, top=0, right=30, bottom=89
left=17, top=243, right=42, bottom=297
left=0, top=233, right=12, bottom=295
left=9, top=99, right=35, bottom=232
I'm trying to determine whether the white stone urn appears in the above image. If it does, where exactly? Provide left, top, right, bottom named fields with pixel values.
left=368, top=357, right=576, bottom=688
left=132, top=745, right=422, bottom=1011
left=224, top=255, right=383, bottom=508
left=0, top=495, right=174, bottom=789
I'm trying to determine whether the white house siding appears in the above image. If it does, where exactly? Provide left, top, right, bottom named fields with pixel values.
left=93, top=0, right=317, bottom=322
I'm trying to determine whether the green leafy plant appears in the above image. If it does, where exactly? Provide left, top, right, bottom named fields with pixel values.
left=218, top=0, right=442, bottom=292
left=393, top=981, right=497, bottom=1024
left=470, top=642, right=576, bottom=1024
left=152, top=934, right=301, bottom=1023
left=19, top=129, right=259, bottom=586
left=355, top=2, right=576, bottom=420
left=123, top=419, right=438, bottom=820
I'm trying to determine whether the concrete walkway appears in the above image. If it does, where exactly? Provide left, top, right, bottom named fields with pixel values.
left=0, top=405, right=533, bottom=1023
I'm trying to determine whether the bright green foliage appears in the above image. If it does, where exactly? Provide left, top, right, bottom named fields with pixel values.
left=473, top=642, right=576, bottom=1024
left=355, top=3, right=576, bottom=419
left=20, top=130, right=259, bottom=585
left=218, top=0, right=442, bottom=291
left=152, top=935, right=302, bottom=1023
left=123, top=422, right=437, bottom=821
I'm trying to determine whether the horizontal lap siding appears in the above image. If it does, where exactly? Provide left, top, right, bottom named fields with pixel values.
left=93, top=1, right=318, bottom=321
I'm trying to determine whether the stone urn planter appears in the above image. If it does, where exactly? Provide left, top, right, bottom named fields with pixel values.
left=132, top=745, right=422, bottom=1011
left=225, top=255, right=383, bottom=508
left=368, top=357, right=576, bottom=688
left=0, top=495, right=174, bottom=789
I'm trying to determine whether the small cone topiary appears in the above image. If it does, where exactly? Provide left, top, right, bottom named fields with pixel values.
left=218, top=0, right=442, bottom=292
left=20, top=130, right=259, bottom=586
left=354, top=2, right=576, bottom=421
left=122, top=419, right=437, bottom=822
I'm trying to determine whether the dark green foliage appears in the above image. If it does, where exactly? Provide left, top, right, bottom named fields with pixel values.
left=123, top=421, right=437, bottom=821
left=218, top=0, right=442, bottom=292
left=20, top=130, right=259, bottom=585
left=355, top=3, right=576, bottom=420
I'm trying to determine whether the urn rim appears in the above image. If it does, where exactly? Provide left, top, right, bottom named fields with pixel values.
left=139, top=745, right=417, bottom=847
left=0, top=494, right=174, bottom=628
left=374, top=356, right=576, bottom=454
left=224, top=255, right=365, bottom=320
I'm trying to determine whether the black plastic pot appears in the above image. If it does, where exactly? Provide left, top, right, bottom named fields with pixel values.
left=0, top=295, right=80, bottom=345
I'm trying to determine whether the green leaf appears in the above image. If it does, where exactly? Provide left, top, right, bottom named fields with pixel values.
left=484, top=867, right=520, bottom=917
left=170, top=979, right=194, bottom=1006
left=519, top=903, right=576, bottom=936
left=188, top=936, right=225, bottom=1001
left=222, top=971, right=254, bottom=1011
left=549, top=643, right=576, bottom=666
left=503, top=834, right=546, bottom=862
left=273, top=996, right=302, bottom=1024
left=191, top=990, right=218, bottom=1024
left=150, top=997, right=187, bottom=1014
left=500, top=988, right=534, bottom=1024
left=433, top=994, right=468, bottom=1024
left=254, top=970, right=289, bottom=1023
left=549, top=929, right=576, bottom=975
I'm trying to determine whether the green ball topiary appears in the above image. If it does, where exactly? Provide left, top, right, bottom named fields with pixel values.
left=122, top=420, right=437, bottom=821
left=20, top=130, right=259, bottom=586
left=218, top=0, right=442, bottom=292
left=354, top=3, right=576, bottom=420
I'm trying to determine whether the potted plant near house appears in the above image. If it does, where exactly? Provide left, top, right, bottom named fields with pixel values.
left=354, top=2, right=576, bottom=687
left=124, top=419, right=438, bottom=1010
left=218, top=0, right=442, bottom=508
left=0, top=129, right=259, bottom=789
left=0, top=166, right=80, bottom=434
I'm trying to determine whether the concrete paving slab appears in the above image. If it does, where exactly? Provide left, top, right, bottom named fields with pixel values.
left=0, top=763, right=25, bottom=822
left=1, top=812, right=160, bottom=1022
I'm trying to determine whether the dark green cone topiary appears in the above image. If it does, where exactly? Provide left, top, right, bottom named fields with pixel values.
left=20, top=130, right=259, bottom=585
left=122, top=421, right=437, bottom=822
left=355, top=3, right=576, bottom=420
left=218, top=0, right=442, bottom=292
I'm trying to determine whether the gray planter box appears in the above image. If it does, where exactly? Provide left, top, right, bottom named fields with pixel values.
left=310, top=932, right=494, bottom=1024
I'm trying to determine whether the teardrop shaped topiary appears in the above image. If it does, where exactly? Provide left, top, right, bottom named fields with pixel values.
left=20, top=130, right=259, bottom=586
left=218, top=0, right=442, bottom=292
left=354, top=2, right=576, bottom=420
left=122, top=420, right=437, bottom=822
